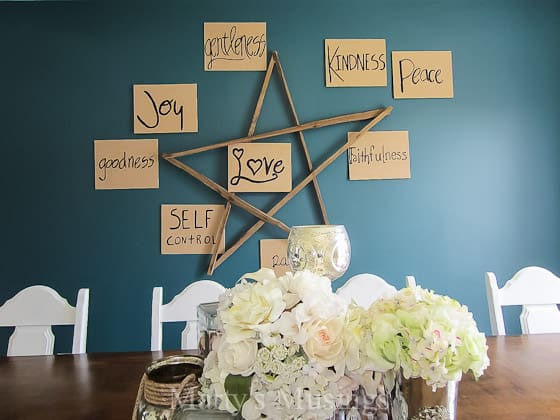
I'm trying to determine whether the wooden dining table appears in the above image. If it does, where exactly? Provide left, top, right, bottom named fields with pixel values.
left=0, top=334, right=559, bottom=419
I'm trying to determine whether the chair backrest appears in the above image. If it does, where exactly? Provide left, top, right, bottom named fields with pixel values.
left=485, top=266, right=560, bottom=335
left=336, top=273, right=397, bottom=308
left=405, top=275, right=417, bottom=287
left=0, top=286, right=89, bottom=356
left=151, top=280, right=225, bottom=351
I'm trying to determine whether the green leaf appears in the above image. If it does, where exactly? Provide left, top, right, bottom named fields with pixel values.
left=224, top=374, right=252, bottom=411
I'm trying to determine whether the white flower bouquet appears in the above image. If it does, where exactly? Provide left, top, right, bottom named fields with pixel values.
left=200, top=268, right=357, bottom=419
left=349, top=286, right=490, bottom=390
left=199, top=269, right=489, bottom=419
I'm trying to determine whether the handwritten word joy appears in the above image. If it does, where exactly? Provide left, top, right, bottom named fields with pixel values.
left=204, top=25, right=266, bottom=70
left=229, top=147, right=285, bottom=186
left=136, top=90, right=184, bottom=131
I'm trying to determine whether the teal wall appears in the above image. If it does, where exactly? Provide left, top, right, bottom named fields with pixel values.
left=1, top=0, right=559, bottom=354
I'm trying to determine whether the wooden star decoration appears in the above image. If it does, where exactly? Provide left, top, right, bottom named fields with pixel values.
left=162, top=51, right=392, bottom=275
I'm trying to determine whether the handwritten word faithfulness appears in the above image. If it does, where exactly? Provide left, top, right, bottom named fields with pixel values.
left=327, top=45, right=386, bottom=82
left=136, top=90, right=185, bottom=130
left=97, top=152, right=155, bottom=181
left=397, top=58, right=444, bottom=94
left=204, top=26, right=266, bottom=70
left=229, top=147, right=285, bottom=186
left=348, top=145, right=408, bottom=165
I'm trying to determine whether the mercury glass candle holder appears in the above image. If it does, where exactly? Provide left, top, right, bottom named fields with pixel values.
left=287, top=225, right=351, bottom=281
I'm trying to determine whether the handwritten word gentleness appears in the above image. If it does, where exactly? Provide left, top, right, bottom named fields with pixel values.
left=327, top=45, right=386, bottom=82
left=229, top=147, right=285, bottom=186
left=204, top=26, right=266, bottom=70
left=348, top=145, right=408, bottom=165
left=136, top=90, right=185, bottom=131
left=168, top=208, right=216, bottom=230
left=398, top=58, right=444, bottom=94
left=97, top=152, right=155, bottom=181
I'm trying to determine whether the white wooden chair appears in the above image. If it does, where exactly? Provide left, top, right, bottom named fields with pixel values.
left=485, top=266, right=560, bottom=335
left=0, top=286, right=89, bottom=356
left=336, top=273, right=397, bottom=308
left=151, top=280, right=225, bottom=351
left=405, top=275, right=417, bottom=287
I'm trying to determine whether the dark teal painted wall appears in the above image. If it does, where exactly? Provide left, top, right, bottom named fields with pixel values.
left=1, top=0, right=559, bottom=354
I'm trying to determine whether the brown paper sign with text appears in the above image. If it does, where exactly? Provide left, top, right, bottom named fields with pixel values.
left=260, top=239, right=290, bottom=277
left=392, top=51, right=453, bottom=99
left=161, top=204, right=226, bottom=254
left=325, top=39, right=387, bottom=87
left=94, top=139, right=159, bottom=190
left=204, top=22, right=267, bottom=71
left=228, top=143, right=292, bottom=192
left=348, top=131, right=411, bottom=180
left=133, top=84, right=198, bottom=133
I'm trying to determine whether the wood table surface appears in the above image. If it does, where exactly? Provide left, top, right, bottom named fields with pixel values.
left=0, top=335, right=559, bottom=419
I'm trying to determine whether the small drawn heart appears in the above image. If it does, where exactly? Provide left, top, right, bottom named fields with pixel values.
left=247, top=159, right=263, bottom=176
left=232, top=148, right=244, bottom=160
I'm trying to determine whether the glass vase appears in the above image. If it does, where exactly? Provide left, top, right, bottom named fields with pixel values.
left=287, top=225, right=351, bottom=281
left=388, top=372, right=459, bottom=420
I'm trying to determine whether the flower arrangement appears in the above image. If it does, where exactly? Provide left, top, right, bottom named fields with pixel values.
left=200, top=268, right=356, bottom=419
left=199, top=269, right=489, bottom=419
left=348, top=286, right=490, bottom=390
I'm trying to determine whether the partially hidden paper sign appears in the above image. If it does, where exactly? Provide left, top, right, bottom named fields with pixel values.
left=325, top=39, right=387, bottom=87
left=94, top=139, right=159, bottom=190
left=348, top=131, right=411, bottom=180
left=260, top=239, right=290, bottom=277
left=228, top=143, right=292, bottom=192
left=392, top=51, right=454, bottom=99
left=204, top=22, right=267, bottom=71
left=161, top=204, right=226, bottom=254
left=133, top=84, right=198, bottom=134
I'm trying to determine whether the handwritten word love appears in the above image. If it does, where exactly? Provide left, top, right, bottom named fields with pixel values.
left=229, top=147, right=285, bottom=186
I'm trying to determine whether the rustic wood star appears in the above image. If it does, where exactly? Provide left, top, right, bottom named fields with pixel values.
left=162, top=51, right=392, bottom=274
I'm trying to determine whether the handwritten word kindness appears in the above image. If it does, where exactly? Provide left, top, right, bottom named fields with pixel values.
left=133, top=84, right=198, bottom=134
left=204, top=22, right=267, bottom=71
left=228, top=143, right=291, bottom=192
left=325, top=39, right=387, bottom=87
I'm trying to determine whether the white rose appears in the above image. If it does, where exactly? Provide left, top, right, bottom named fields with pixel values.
left=220, top=278, right=286, bottom=342
left=217, top=339, right=258, bottom=376
left=303, top=316, right=345, bottom=367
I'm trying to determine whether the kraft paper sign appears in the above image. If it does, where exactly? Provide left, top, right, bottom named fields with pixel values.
left=348, top=131, right=411, bottom=180
left=204, top=22, right=267, bottom=71
left=325, top=39, right=387, bottom=87
left=94, top=139, right=158, bottom=190
left=228, top=143, right=292, bottom=192
left=161, top=204, right=226, bottom=255
left=392, top=51, right=454, bottom=99
left=260, top=239, right=290, bottom=277
left=133, top=84, right=198, bottom=133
